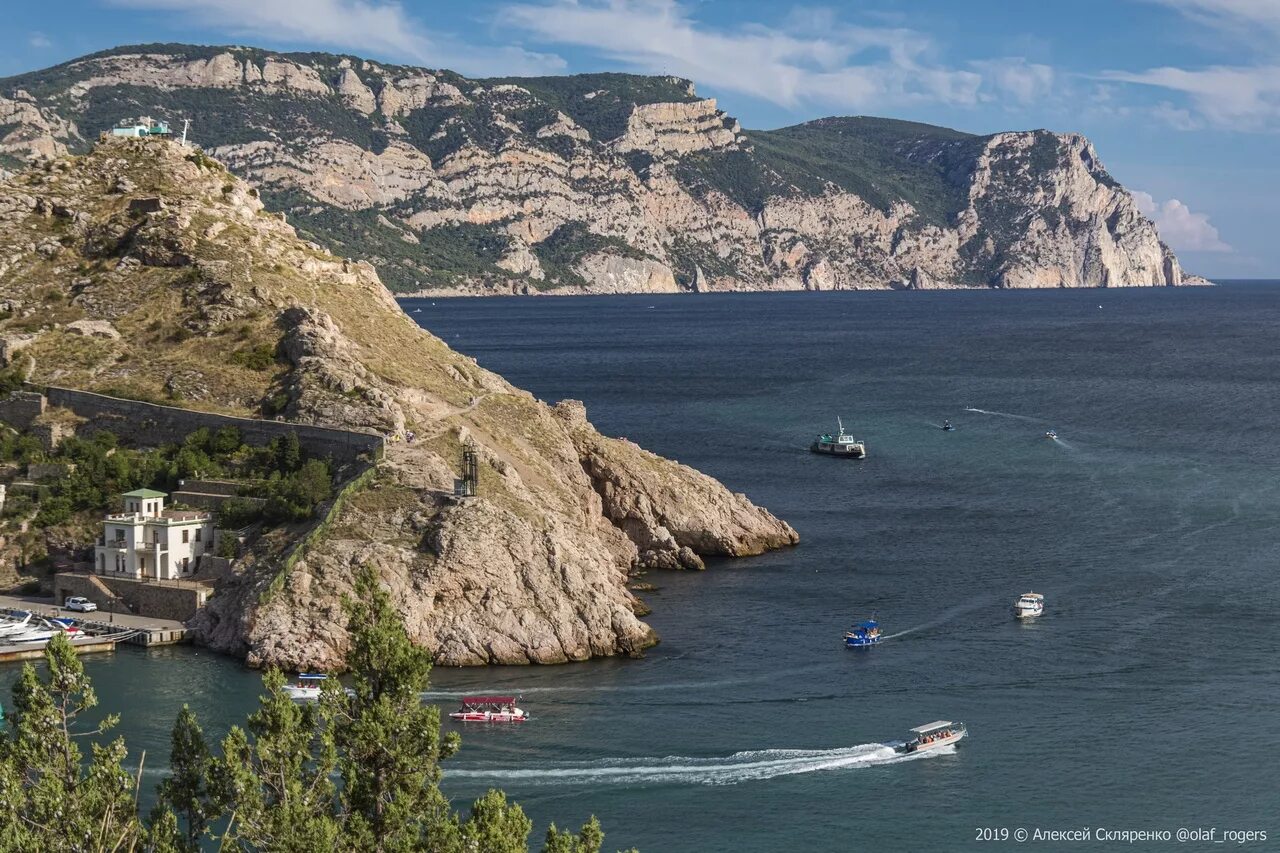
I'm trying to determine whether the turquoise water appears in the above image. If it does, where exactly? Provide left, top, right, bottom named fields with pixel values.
left=7, top=284, right=1280, bottom=850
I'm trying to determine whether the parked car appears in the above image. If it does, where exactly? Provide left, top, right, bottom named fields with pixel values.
left=64, top=597, right=98, bottom=613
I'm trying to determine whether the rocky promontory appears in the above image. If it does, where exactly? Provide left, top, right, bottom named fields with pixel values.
left=0, top=137, right=796, bottom=667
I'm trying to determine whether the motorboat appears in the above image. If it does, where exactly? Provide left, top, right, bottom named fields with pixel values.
left=941, top=420, right=955, bottom=431
left=448, top=696, right=529, bottom=723
left=1013, top=592, right=1044, bottom=619
left=283, top=673, right=353, bottom=701
left=811, top=418, right=866, bottom=458
left=0, top=612, right=33, bottom=636
left=896, top=721, right=966, bottom=754
left=7, top=623, right=80, bottom=644
left=1044, top=430, right=1058, bottom=440
left=844, top=618, right=882, bottom=648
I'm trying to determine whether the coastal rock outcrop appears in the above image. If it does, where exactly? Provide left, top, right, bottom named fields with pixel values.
left=0, top=44, right=1193, bottom=295
left=0, top=137, right=798, bottom=667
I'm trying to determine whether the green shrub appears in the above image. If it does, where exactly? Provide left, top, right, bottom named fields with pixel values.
left=229, top=343, right=278, bottom=371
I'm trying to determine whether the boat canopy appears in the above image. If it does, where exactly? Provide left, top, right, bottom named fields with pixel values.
left=1019, top=592, right=1044, bottom=600
left=461, top=696, right=518, bottom=706
left=297, top=673, right=329, bottom=680
left=910, top=721, right=953, bottom=734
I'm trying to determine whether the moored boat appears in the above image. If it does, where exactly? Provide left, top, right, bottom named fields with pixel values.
left=1013, top=592, right=1044, bottom=619
left=844, top=618, right=882, bottom=648
left=811, top=418, right=866, bottom=458
left=448, top=696, right=529, bottom=723
left=896, top=721, right=966, bottom=754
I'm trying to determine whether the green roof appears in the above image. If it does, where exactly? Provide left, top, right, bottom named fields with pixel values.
left=121, top=488, right=168, bottom=499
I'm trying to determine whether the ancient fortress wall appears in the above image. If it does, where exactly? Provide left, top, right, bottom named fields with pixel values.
left=36, top=386, right=383, bottom=465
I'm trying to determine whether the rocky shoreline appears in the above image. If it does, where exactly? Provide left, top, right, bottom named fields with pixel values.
left=0, top=137, right=798, bottom=669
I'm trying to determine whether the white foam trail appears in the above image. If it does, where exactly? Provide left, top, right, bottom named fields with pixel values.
left=963, top=407, right=1044, bottom=423
left=448, top=743, right=946, bottom=787
left=879, top=597, right=999, bottom=641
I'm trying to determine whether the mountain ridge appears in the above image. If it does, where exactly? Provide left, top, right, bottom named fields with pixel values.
left=1, top=43, right=1188, bottom=294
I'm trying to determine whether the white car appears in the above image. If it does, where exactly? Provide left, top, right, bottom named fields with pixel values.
left=64, top=597, right=98, bottom=613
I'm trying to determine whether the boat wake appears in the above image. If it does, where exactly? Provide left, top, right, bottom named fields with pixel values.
left=448, top=743, right=947, bottom=788
left=963, top=407, right=1043, bottom=423
left=879, top=597, right=999, bottom=641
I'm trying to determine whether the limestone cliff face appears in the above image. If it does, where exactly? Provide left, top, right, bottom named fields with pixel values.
left=1, top=44, right=1187, bottom=294
left=0, top=138, right=797, bottom=667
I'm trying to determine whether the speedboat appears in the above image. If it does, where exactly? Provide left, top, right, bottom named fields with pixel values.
left=896, top=721, right=967, bottom=754
left=448, top=696, right=529, bottom=723
left=811, top=417, right=867, bottom=458
left=941, top=420, right=955, bottom=431
left=1044, top=430, right=1058, bottom=440
left=1014, top=592, right=1044, bottom=619
left=0, top=612, right=33, bottom=636
left=283, top=673, right=353, bottom=701
left=844, top=618, right=882, bottom=648
left=7, top=624, right=80, bottom=644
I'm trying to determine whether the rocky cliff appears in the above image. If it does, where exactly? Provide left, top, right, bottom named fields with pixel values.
left=0, top=137, right=797, bottom=667
left=0, top=44, right=1185, bottom=294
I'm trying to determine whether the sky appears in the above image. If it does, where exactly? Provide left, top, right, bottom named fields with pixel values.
left=2, top=0, right=1276, bottom=277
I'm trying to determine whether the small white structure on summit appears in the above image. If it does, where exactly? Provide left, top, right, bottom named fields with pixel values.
left=94, top=489, right=214, bottom=580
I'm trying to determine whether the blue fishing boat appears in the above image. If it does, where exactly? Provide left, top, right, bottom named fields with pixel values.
left=844, top=618, right=882, bottom=648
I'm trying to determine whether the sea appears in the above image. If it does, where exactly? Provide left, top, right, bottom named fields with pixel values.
left=6, top=282, right=1280, bottom=851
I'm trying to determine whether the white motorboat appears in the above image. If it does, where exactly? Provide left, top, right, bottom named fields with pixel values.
left=810, top=417, right=867, bottom=458
left=0, top=612, right=34, bottom=636
left=6, top=624, right=80, bottom=644
left=283, top=673, right=354, bottom=701
left=896, top=721, right=966, bottom=754
left=1013, top=592, right=1045, bottom=619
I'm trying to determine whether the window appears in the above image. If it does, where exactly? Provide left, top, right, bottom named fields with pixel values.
left=182, top=557, right=190, bottom=573
left=182, top=530, right=189, bottom=544
left=195, top=529, right=202, bottom=542
left=114, top=528, right=125, bottom=542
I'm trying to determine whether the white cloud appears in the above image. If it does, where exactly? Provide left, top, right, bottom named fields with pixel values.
left=498, top=0, right=1052, bottom=111
left=1107, top=1, right=1280, bottom=129
left=970, top=58, right=1054, bottom=105
left=28, top=32, right=52, bottom=49
left=1133, top=190, right=1231, bottom=252
left=108, top=0, right=565, bottom=76
left=1105, top=64, right=1280, bottom=129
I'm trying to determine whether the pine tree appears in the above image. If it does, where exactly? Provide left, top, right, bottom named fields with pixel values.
left=332, top=563, right=462, bottom=850
left=152, top=704, right=214, bottom=851
left=0, top=632, right=142, bottom=851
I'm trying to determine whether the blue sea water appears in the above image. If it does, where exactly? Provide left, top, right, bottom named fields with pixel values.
left=7, top=283, right=1280, bottom=851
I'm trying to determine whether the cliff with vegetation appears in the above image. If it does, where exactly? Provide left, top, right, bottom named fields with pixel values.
left=0, top=136, right=797, bottom=667
left=0, top=43, right=1186, bottom=295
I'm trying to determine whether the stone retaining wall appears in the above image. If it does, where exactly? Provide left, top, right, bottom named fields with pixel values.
left=34, top=386, right=384, bottom=465
left=54, top=572, right=209, bottom=622
left=0, top=391, right=45, bottom=430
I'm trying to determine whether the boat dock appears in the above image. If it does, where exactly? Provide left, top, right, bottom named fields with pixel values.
left=0, top=594, right=188, bottom=661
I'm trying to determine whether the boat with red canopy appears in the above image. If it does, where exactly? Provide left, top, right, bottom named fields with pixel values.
left=448, top=696, right=528, bottom=723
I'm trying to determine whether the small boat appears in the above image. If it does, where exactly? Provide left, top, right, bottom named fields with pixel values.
left=811, top=418, right=866, bottom=458
left=844, top=618, right=882, bottom=648
left=448, top=695, right=529, bottom=723
left=283, top=673, right=353, bottom=701
left=1044, top=430, right=1058, bottom=440
left=1013, top=592, right=1044, bottom=619
left=7, top=624, right=80, bottom=644
left=0, top=612, right=33, bottom=636
left=941, top=420, right=955, bottom=431
left=896, top=721, right=967, bottom=754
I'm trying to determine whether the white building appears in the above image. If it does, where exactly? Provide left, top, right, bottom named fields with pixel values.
left=94, top=489, right=214, bottom=580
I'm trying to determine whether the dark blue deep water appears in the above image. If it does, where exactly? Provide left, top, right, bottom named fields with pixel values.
left=7, top=284, right=1280, bottom=851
